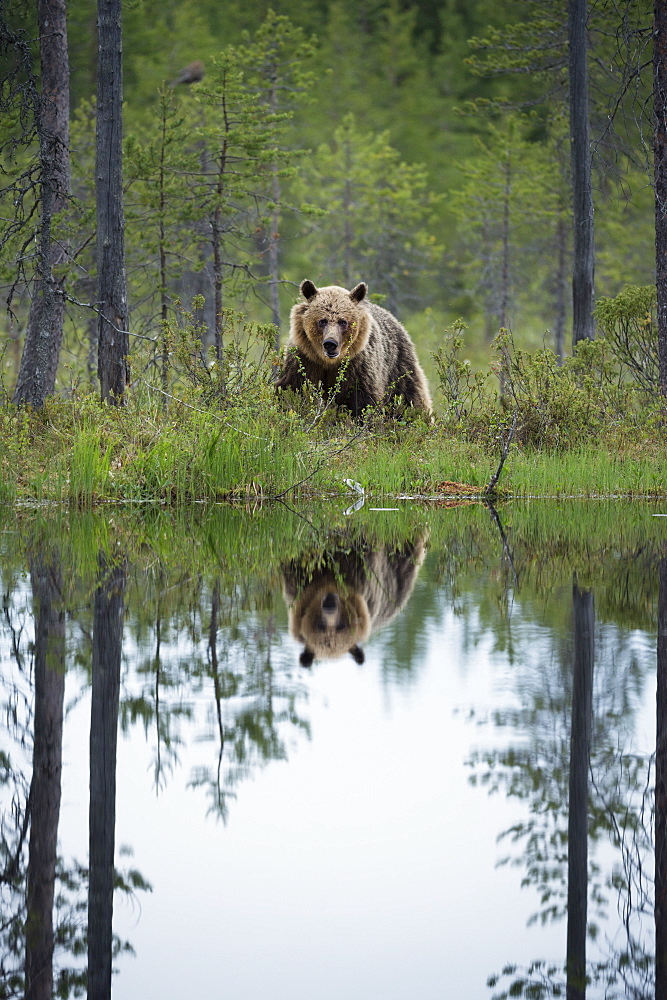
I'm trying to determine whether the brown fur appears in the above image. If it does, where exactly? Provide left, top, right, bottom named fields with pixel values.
left=282, top=534, right=427, bottom=666
left=276, top=280, right=432, bottom=417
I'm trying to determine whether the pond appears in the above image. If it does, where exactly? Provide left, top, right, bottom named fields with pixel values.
left=1, top=499, right=664, bottom=999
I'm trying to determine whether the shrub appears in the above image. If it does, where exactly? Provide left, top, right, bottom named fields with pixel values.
left=594, top=285, right=658, bottom=394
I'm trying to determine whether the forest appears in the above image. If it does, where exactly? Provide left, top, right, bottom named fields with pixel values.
left=0, top=0, right=664, bottom=501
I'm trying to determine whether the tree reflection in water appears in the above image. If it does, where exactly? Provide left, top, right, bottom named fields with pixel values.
left=472, top=511, right=663, bottom=1000
left=0, top=504, right=666, bottom=998
left=88, top=553, right=126, bottom=1000
left=0, top=540, right=147, bottom=999
left=25, top=554, right=65, bottom=1000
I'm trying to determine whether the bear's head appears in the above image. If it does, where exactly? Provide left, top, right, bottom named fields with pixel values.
left=290, top=280, right=372, bottom=366
left=285, top=571, right=370, bottom=667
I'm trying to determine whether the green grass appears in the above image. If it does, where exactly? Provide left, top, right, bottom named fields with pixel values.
left=506, top=447, right=667, bottom=498
left=1, top=375, right=667, bottom=506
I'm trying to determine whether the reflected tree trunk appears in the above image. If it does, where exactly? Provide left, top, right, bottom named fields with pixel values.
left=208, top=579, right=226, bottom=807
left=25, top=556, right=65, bottom=1000
left=566, top=581, right=594, bottom=1000
left=656, top=558, right=667, bottom=991
left=88, top=555, right=125, bottom=1000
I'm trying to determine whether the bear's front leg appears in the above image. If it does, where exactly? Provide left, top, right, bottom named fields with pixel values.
left=336, top=384, right=377, bottom=418
left=275, top=350, right=305, bottom=393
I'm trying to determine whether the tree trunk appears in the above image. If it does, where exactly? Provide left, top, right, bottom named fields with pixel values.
left=499, top=146, right=511, bottom=333
left=656, top=558, right=667, bottom=993
left=654, top=0, right=667, bottom=395
left=212, top=198, right=224, bottom=362
left=87, top=554, right=125, bottom=1000
left=566, top=581, right=594, bottom=1000
left=268, top=75, right=281, bottom=353
left=555, top=206, right=568, bottom=362
left=13, top=0, right=70, bottom=407
left=568, top=0, right=595, bottom=349
left=343, top=135, right=353, bottom=289
left=158, top=92, right=170, bottom=400
left=25, top=556, right=65, bottom=1000
left=96, top=0, right=129, bottom=404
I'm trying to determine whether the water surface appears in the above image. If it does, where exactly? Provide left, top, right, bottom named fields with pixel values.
left=1, top=500, right=664, bottom=998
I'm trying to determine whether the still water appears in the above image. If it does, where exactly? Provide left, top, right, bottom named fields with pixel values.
left=1, top=500, right=664, bottom=998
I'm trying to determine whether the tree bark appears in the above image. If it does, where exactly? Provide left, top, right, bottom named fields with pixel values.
left=654, top=0, right=667, bottom=395
left=96, top=0, right=129, bottom=404
left=568, top=0, right=595, bottom=349
left=87, top=554, right=125, bottom=1000
left=566, top=581, right=594, bottom=1000
left=24, top=556, right=65, bottom=1000
left=13, top=0, right=70, bottom=407
left=656, top=558, right=667, bottom=993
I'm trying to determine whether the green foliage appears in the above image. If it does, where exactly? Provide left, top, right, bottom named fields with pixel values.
left=68, top=429, right=112, bottom=505
left=497, top=332, right=632, bottom=450
left=166, top=300, right=276, bottom=407
left=125, top=88, right=200, bottom=304
left=432, top=319, right=493, bottom=424
left=449, top=114, right=571, bottom=342
left=594, top=285, right=658, bottom=393
left=297, top=113, right=442, bottom=309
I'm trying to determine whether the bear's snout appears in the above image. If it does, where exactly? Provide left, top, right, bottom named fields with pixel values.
left=323, top=338, right=340, bottom=358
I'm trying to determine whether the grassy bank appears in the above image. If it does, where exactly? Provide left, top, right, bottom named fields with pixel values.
left=1, top=383, right=666, bottom=505
left=3, top=298, right=667, bottom=505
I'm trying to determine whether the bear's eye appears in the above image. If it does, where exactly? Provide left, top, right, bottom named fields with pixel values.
left=338, top=319, right=348, bottom=330
left=317, top=318, right=328, bottom=329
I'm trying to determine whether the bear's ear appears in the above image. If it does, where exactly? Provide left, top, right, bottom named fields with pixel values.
left=300, top=647, right=315, bottom=668
left=349, top=644, right=365, bottom=664
left=349, top=282, right=367, bottom=304
left=300, top=279, right=318, bottom=301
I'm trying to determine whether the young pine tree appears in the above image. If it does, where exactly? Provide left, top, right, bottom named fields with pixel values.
left=299, top=114, right=442, bottom=313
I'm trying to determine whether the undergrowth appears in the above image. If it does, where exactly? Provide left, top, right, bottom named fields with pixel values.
left=1, top=287, right=666, bottom=505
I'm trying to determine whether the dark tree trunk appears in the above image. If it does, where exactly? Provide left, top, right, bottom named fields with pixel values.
left=656, top=558, right=667, bottom=992
left=24, top=556, right=65, bottom=1000
left=568, top=0, right=595, bottom=349
left=566, top=581, right=594, bottom=1000
left=96, top=0, right=129, bottom=404
left=13, top=0, right=70, bottom=407
left=654, top=0, right=667, bottom=395
left=87, top=555, right=125, bottom=1000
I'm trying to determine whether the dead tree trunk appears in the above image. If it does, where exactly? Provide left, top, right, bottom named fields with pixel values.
left=96, top=0, right=129, bottom=404
left=13, top=0, right=71, bottom=407
left=568, top=0, right=595, bottom=349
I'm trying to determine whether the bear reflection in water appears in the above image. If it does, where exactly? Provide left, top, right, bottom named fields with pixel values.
left=282, top=534, right=427, bottom=667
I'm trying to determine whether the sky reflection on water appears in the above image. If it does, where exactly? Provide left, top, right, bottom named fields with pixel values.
left=0, top=501, right=662, bottom=999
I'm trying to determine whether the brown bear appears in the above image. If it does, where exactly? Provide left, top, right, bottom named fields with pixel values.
left=275, top=280, right=432, bottom=417
left=281, top=533, right=428, bottom=667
